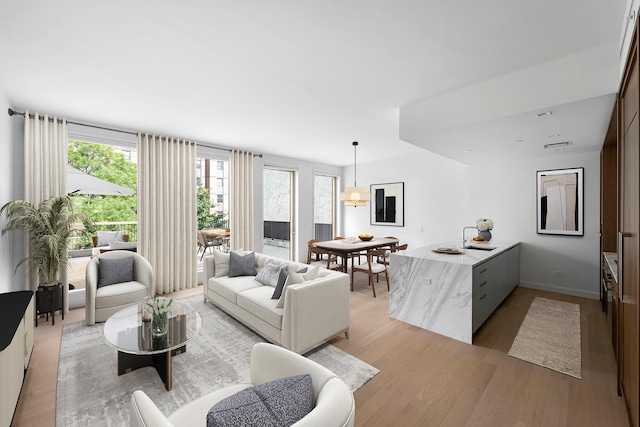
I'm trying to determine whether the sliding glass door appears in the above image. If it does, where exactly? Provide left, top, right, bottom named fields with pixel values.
left=263, top=168, right=295, bottom=260
left=314, top=174, right=336, bottom=240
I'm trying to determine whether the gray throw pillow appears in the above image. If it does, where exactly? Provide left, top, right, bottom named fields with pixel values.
left=255, top=262, right=286, bottom=287
left=229, top=251, right=256, bottom=277
left=207, top=374, right=313, bottom=427
left=98, top=256, right=134, bottom=288
left=271, top=269, right=289, bottom=299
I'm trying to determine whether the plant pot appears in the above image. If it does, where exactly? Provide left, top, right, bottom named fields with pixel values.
left=36, top=283, right=63, bottom=314
left=478, top=230, right=492, bottom=241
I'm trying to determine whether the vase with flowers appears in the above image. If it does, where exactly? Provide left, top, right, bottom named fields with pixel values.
left=476, top=218, right=494, bottom=241
left=146, top=296, right=173, bottom=336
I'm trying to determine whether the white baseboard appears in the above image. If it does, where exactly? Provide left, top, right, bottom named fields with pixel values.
left=518, top=281, right=599, bottom=300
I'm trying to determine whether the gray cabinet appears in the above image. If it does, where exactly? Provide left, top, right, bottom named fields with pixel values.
left=472, top=245, right=520, bottom=332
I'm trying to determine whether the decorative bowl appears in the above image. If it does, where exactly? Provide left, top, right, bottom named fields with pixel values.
left=358, top=235, right=373, bottom=241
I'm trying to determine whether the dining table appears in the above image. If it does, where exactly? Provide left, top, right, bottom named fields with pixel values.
left=313, top=237, right=398, bottom=274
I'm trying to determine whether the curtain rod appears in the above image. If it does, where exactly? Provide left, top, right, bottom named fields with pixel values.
left=7, top=108, right=262, bottom=157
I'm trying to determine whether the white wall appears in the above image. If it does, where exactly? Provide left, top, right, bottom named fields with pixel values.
left=345, top=148, right=601, bottom=300
left=0, top=92, right=11, bottom=293
left=342, top=149, right=472, bottom=249
left=1, top=95, right=26, bottom=292
left=468, top=152, right=601, bottom=299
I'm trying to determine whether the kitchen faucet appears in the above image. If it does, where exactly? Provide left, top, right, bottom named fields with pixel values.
left=462, top=226, right=478, bottom=248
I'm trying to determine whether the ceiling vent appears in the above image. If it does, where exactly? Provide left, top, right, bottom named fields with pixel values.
left=543, top=141, right=572, bottom=149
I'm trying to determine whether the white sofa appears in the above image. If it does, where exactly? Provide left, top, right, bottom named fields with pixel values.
left=130, top=343, right=355, bottom=427
left=203, top=251, right=350, bottom=354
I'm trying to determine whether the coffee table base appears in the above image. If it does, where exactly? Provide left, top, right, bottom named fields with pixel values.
left=117, top=344, right=186, bottom=391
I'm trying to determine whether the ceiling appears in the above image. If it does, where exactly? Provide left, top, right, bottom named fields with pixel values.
left=0, top=1, right=627, bottom=166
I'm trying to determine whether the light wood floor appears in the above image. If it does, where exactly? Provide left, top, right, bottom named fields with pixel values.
left=12, top=278, right=629, bottom=426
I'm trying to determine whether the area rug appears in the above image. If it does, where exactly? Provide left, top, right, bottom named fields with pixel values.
left=56, top=295, right=379, bottom=426
left=508, top=296, right=581, bottom=379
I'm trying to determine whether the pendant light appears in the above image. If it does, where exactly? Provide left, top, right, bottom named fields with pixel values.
left=340, top=141, right=370, bottom=207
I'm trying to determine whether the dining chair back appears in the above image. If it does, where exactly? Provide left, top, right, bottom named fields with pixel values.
left=382, top=243, right=408, bottom=265
left=351, top=248, right=389, bottom=297
left=307, top=245, right=344, bottom=271
left=198, top=231, right=222, bottom=260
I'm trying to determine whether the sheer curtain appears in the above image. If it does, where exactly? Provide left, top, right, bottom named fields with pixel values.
left=138, top=133, right=197, bottom=294
left=24, top=112, right=70, bottom=310
left=229, top=150, right=254, bottom=250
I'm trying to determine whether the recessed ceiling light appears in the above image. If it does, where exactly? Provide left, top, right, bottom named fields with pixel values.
left=544, top=141, right=572, bottom=149
left=537, top=111, right=553, bottom=117
left=547, top=133, right=560, bottom=138
left=463, top=149, right=474, bottom=153
left=514, top=139, right=524, bottom=143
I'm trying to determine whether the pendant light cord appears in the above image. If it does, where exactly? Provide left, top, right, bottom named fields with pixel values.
left=353, top=141, right=358, bottom=187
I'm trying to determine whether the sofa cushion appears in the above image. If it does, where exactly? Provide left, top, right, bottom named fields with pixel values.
left=255, top=262, right=286, bottom=287
left=108, top=241, right=138, bottom=250
left=206, top=374, right=313, bottom=427
left=236, top=287, right=283, bottom=329
left=275, top=266, right=317, bottom=309
left=98, top=256, right=134, bottom=288
left=97, top=230, right=124, bottom=247
left=95, top=281, right=148, bottom=309
left=229, top=251, right=256, bottom=277
left=208, top=276, right=262, bottom=304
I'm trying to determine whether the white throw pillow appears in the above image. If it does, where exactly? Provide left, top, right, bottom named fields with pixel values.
left=214, top=249, right=245, bottom=278
left=97, top=230, right=124, bottom=247
left=255, top=262, right=287, bottom=287
left=275, top=266, right=318, bottom=309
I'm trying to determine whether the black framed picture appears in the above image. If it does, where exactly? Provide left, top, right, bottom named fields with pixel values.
left=370, top=182, right=404, bottom=227
left=536, top=167, right=584, bottom=236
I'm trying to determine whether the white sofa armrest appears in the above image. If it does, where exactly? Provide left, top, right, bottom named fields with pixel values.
left=203, top=255, right=215, bottom=287
left=280, top=274, right=350, bottom=354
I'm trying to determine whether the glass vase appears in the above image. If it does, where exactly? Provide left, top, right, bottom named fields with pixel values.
left=152, top=312, right=168, bottom=336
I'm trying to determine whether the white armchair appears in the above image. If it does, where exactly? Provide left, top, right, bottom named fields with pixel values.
left=130, top=343, right=355, bottom=427
left=85, top=251, right=153, bottom=326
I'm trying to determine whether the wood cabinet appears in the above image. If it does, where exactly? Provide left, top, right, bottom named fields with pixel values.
left=0, top=291, right=34, bottom=427
left=618, top=19, right=640, bottom=427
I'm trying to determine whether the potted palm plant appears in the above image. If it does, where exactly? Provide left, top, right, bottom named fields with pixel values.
left=1, top=196, right=91, bottom=317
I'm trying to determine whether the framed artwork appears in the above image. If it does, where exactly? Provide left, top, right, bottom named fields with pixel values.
left=370, top=182, right=404, bottom=227
left=536, top=167, right=584, bottom=236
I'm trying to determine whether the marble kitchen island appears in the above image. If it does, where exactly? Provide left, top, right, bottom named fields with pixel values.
left=389, top=241, right=520, bottom=344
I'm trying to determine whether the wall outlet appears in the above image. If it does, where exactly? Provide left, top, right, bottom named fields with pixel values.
left=555, top=271, right=566, bottom=277
left=415, top=226, right=423, bottom=232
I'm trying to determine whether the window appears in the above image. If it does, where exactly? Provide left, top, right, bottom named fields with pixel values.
left=217, top=160, right=224, bottom=170
left=217, top=178, right=224, bottom=188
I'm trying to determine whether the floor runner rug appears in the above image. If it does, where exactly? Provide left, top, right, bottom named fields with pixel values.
left=508, top=296, right=581, bottom=379
left=56, top=295, right=378, bottom=426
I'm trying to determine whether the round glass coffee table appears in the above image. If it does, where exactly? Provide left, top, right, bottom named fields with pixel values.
left=104, top=300, right=202, bottom=391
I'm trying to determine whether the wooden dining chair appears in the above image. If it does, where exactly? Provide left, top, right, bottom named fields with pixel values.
left=351, top=248, right=389, bottom=297
left=307, top=246, right=344, bottom=271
